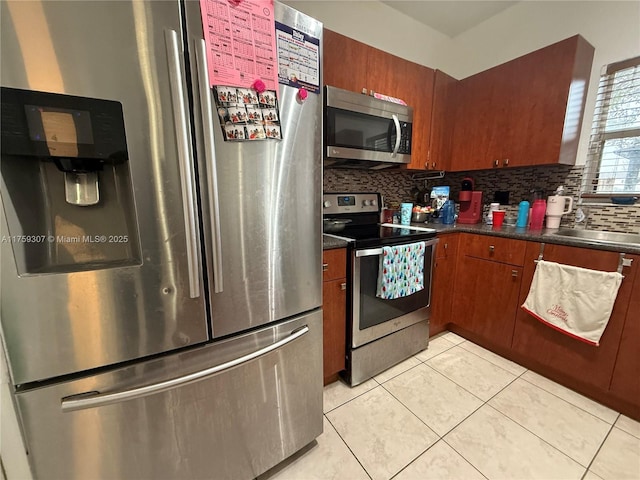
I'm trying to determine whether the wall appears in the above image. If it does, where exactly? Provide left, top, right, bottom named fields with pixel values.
left=282, top=0, right=451, bottom=68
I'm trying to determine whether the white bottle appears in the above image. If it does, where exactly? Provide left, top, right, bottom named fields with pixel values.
left=486, top=203, right=500, bottom=225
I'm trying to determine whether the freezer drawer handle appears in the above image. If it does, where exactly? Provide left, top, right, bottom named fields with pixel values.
left=60, top=325, right=310, bottom=413
left=165, top=28, right=200, bottom=299
left=195, top=38, right=224, bottom=293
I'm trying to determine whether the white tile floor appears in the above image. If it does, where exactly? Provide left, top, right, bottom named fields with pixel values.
left=260, top=332, right=640, bottom=480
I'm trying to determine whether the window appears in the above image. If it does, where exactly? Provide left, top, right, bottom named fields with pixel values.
left=583, top=56, right=640, bottom=197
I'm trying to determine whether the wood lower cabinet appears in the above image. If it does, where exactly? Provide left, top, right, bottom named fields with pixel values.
left=512, top=243, right=636, bottom=393
left=609, top=270, right=640, bottom=416
left=430, top=234, right=459, bottom=336
left=437, top=232, right=639, bottom=419
left=322, top=248, right=347, bottom=385
left=451, top=234, right=526, bottom=349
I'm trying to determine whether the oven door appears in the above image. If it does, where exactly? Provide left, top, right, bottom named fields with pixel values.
left=351, top=238, right=437, bottom=348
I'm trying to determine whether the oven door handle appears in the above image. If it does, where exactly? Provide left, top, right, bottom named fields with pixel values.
left=355, top=238, right=439, bottom=257
left=356, top=247, right=383, bottom=257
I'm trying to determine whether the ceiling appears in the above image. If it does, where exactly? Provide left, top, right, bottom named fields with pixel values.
left=380, top=1, right=520, bottom=38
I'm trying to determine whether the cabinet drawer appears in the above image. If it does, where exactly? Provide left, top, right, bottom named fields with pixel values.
left=462, top=234, right=526, bottom=266
left=323, top=248, right=347, bottom=282
left=435, top=233, right=459, bottom=260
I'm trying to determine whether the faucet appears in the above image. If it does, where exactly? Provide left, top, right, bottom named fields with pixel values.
left=574, top=207, right=589, bottom=229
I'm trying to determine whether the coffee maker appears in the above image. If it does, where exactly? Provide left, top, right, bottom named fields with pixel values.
left=458, top=177, right=483, bottom=224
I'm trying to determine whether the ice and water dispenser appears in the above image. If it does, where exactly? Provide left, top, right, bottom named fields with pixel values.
left=1, top=87, right=141, bottom=274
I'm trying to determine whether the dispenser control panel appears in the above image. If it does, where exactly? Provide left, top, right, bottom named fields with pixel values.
left=1, top=87, right=128, bottom=168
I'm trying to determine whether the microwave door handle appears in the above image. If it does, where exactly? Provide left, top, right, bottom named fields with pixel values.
left=195, top=39, right=224, bottom=293
left=391, top=114, right=401, bottom=158
left=165, top=29, right=200, bottom=299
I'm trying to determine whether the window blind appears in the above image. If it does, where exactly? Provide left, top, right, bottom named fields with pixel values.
left=582, top=56, right=640, bottom=197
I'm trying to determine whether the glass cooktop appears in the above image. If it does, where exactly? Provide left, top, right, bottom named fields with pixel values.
left=337, top=223, right=437, bottom=249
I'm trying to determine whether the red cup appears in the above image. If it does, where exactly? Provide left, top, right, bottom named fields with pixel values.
left=492, top=210, right=506, bottom=228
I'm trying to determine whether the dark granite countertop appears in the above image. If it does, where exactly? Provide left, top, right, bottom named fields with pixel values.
left=420, top=222, right=640, bottom=255
left=322, top=234, right=351, bottom=250
left=323, top=223, right=640, bottom=254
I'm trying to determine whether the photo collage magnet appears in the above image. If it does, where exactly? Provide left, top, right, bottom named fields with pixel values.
left=214, top=86, right=282, bottom=142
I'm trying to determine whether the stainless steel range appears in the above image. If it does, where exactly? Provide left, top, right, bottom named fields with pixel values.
left=323, top=192, right=438, bottom=386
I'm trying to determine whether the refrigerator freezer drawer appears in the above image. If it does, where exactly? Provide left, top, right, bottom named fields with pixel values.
left=15, top=310, right=323, bottom=480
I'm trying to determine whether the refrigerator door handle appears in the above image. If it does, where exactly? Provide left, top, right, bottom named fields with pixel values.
left=195, top=39, right=224, bottom=293
left=61, top=325, right=310, bottom=413
left=165, top=28, right=200, bottom=299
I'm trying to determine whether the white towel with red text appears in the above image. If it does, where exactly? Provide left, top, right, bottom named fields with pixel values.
left=521, top=260, right=623, bottom=346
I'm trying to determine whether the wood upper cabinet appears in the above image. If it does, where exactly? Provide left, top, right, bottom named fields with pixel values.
left=322, top=29, right=436, bottom=171
left=322, top=248, right=347, bottom=385
left=450, top=234, right=526, bottom=349
left=609, top=256, right=640, bottom=415
left=511, top=243, right=635, bottom=392
left=323, top=29, right=369, bottom=92
left=405, top=63, right=435, bottom=170
left=426, top=70, right=457, bottom=171
left=430, top=233, right=459, bottom=336
left=449, top=35, right=594, bottom=171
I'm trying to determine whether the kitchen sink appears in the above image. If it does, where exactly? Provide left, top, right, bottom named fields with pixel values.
left=549, top=229, right=640, bottom=246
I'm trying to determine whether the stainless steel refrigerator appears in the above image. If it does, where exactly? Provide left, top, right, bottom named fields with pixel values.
left=0, top=1, right=323, bottom=478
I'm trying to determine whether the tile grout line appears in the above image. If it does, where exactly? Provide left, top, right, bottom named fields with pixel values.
left=483, top=402, right=597, bottom=471
left=440, top=437, right=491, bottom=480
left=580, top=414, right=620, bottom=480
left=323, top=379, right=380, bottom=415
left=518, top=375, right=619, bottom=426
left=379, top=362, right=492, bottom=480
left=323, top=413, right=374, bottom=480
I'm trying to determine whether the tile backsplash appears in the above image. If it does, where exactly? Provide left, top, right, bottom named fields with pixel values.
left=323, top=165, right=640, bottom=234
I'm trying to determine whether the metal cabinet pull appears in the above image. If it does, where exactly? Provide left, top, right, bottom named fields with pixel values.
left=489, top=245, right=495, bottom=253
left=494, top=159, right=499, bottom=167
left=322, top=263, right=329, bottom=271
left=165, top=29, right=200, bottom=299
left=340, top=282, right=347, bottom=290
left=61, top=326, right=309, bottom=413
left=512, top=270, right=518, bottom=277
left=504, top=158, right=509, bottom=166
left=195, top=39, right=224, bottom=293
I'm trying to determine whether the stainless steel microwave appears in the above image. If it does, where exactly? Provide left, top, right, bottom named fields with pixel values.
left=324, top=86, right=413, bottom=169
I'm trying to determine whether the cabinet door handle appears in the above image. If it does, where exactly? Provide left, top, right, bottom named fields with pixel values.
left=489, top=245, right=495, bottom=253
left=340, top=282, right=347, bottom=290
left=494, top=159, right=499, bottom=167
left=512, top=270, right=518, bottom=277
left=322, top=263, right=329, bottom=271
left=504, top=158, right=509, bottom=166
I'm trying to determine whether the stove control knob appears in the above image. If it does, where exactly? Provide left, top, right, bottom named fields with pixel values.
left=363, top=199, right=371, bottom=206
left=323, top=201, right=332, bottom=208
left=370, top=199, right=377, bottom=206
